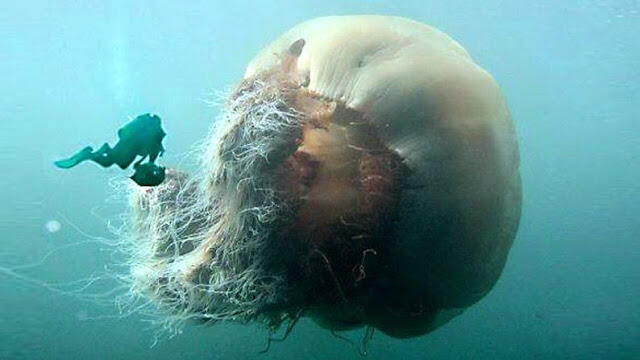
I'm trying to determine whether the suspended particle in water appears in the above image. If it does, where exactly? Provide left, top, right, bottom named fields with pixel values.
left=45, top=220, right=61, bottom=233
left=76, top=309, right=89, bottom=321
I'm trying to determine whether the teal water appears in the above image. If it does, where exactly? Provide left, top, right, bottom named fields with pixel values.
left=1, top=1, right=638, bottom=359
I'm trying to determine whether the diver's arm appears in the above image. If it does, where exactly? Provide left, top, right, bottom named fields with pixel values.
left=133, top=155, right=148, bottom=169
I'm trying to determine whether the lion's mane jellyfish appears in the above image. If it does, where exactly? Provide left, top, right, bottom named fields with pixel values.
left=125, top=15, right=521, bottom=339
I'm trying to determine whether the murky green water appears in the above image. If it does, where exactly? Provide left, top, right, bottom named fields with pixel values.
left=1, top=1, right=638, bottom=359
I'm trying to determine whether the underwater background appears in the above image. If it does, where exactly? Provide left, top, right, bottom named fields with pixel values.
left=1, top=0, right=638, bottom=359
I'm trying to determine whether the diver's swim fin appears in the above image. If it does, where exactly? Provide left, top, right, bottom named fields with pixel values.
left=54, top=146, right=94, bottom=169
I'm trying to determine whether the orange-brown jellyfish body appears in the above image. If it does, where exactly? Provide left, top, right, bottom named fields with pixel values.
left=127, top=15, right=521, bottom=339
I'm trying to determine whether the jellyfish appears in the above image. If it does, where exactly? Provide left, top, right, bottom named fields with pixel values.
left=55, top=113, right=166, bottom=187
left=123, top=15, right=521, bottom=341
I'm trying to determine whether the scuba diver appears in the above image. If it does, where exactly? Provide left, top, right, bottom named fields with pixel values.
left=54, top=113, right=167, bottom=186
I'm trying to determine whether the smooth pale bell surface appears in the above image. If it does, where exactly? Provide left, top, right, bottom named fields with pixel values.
left=246, top=15, right=521, bottom=327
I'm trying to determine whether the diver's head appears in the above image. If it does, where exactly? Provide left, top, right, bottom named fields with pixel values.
left=130, top=163, right=165, bottom=187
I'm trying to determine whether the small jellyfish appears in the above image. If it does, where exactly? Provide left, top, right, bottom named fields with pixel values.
left=45, top=220, right=61, bottom=233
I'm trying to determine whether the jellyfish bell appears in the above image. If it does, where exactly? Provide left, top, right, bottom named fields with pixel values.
left=126, top=15, right=521, bottom=340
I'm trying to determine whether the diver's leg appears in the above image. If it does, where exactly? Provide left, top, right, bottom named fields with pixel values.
left=110, top=142, right=138, bottom=169
left=53, top=146, right=94, bottom=169
left=116, top=156, right=137, bottom=169
left=90, top=143, right=116, bottom=167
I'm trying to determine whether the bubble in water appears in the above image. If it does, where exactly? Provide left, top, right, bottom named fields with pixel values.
left=45, top=220, right=61, bottom=233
